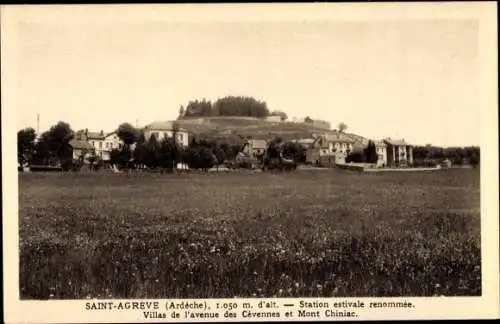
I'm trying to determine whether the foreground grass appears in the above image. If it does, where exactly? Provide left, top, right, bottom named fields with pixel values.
left=19, top=169, right=481, bottom=299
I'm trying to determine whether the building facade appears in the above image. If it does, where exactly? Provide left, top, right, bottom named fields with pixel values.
left=383, top=138, right=413, bottom=167
left=374, top=140, right=388, bottom=167
left=101, top=132, right=123, bottom=161
left=306, top=133, right=355, bottom=167
left=87, top=131, right=106, bottom=159
left=143, top=121, right=189, bottom=147
left=241, top=139, right=268, bottom=157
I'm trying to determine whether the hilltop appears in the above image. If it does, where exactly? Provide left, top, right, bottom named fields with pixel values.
left=174, top=116, right=367, bottom=146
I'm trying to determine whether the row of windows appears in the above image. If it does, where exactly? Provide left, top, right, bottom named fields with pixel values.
left=333, top=143, right=352, bottom=149
left=89, top=140, right=121, bottom=150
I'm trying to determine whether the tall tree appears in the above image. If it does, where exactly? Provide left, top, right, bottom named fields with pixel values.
left=338, top=122, right=348, bottom=133
left=146, top=133, right=161, bottom=168
left=39, top=121, right=74, bottom=168
left=271, top=110, right=288, bottom=121
left=17, top=127, right=37, bottom=167
left=178, top=105, right=185, bottom=120
left=133, top=131, right=148, bottom=168
left=117, top=123, right=138, bottom=147
left=213, top=146, right=226, bottom=170
left=363, top=140, right=378, bottom=163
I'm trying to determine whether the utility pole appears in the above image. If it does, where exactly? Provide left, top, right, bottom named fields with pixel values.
left=36, top=113, right=40, bottom=134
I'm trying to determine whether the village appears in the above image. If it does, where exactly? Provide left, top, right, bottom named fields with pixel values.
left=11, top=4, right=488, bottom=309
left=20, top=115, right=422, bottom=173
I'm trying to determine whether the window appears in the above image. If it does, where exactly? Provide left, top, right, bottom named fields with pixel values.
left=99, top=142, right=102, bottom=149
left=179, top=133, right=184, bottom=141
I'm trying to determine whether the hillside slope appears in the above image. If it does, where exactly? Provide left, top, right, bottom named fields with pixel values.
left=175, top=116, right=367, bottom=145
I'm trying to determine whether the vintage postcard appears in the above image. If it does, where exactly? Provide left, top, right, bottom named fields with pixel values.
left=2, top=2, right=499, bottom=323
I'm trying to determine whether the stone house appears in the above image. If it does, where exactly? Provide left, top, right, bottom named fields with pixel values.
left=383, top=138, right=414, bottom=167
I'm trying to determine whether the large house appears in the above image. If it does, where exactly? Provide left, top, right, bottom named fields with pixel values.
left=74, top=129, right=123, bottom=161
left=383, top=138, right=413, bottom=167
left=143, top=121, right=189, bottom=147
left=86, top=131, right=106, bottom=158
left=306, top=133, right=355, bottom=167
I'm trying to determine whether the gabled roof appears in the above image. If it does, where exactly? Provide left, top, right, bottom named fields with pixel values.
left=69, top=139, right=93, bottom=150
left=144, top=121, right=188, bottom=132
left=104, top=131, right=118, bottom=140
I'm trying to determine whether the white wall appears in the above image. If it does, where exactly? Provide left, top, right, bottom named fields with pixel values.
left=144, top=129, right=189, bottom=147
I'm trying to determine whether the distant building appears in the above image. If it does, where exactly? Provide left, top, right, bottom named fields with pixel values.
left=374, top=140, right=388, bottom=167
left=69, top=139, right=93, bottom=160
left=307, top=119, right=331, bottom=130
left=383, top=138, right=413, bottom=167
left=242, top=139, right=268, bottom=157
left=306, top=132, right=355, bottom=167
left=102, top=132, right=123, bottom=161
left=265, top=115, right=282, bottom=123
left=143, top=121, right=189, bottom=147
left=87, top=131, right=106, bottom=159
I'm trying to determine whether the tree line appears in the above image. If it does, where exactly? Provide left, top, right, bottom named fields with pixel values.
left=345, top=140, right=480, bottom=167
left=180, top=96, right=271, bottom=118
left=18, top=120, right=307, bottom=172
left=412, top=145, right=480, bottom=167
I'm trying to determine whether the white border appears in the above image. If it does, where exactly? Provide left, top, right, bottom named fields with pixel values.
left=2, top=2, right=499, bottom=322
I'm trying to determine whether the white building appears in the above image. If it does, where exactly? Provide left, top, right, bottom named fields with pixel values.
left=101, top=132, right=124, bottom=161
left=143, top=121, right=189, bottom=147
left=374, top=140, right=388, bottom=167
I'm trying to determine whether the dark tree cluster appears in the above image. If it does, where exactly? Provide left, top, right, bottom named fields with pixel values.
left=24, top=121, right=75, bottom=170
left=182, top=96, right=269, bottom=118
left=413, top=145, right=480, bottom=167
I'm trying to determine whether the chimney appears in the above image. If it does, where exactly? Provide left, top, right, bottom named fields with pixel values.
left=100, top=130, right=104, bottom=136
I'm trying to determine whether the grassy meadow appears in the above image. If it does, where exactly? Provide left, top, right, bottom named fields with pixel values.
left=19, top=169, right=481, bottom=299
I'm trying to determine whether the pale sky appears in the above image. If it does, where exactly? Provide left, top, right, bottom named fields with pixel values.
left=5, top=5, right=484, bottom=147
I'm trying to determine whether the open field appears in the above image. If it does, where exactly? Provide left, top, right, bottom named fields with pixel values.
left=19, top=169, right=481, bottom=299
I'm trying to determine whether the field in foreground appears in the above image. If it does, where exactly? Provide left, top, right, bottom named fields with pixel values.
left=19, top=169, right=481, bottom=299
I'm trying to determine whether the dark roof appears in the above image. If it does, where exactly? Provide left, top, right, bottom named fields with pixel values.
left=69, top=139, right=93, bottom=150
